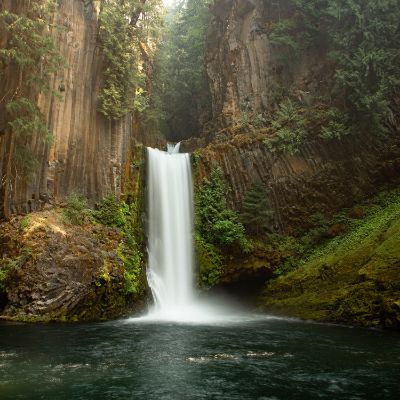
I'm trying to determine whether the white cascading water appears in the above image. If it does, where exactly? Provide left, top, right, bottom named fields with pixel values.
left=130, top=143, right=266, bottom=324
left=146, top=143, right=195, bottom=318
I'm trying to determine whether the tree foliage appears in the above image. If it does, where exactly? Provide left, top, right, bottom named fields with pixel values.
left=264, top=99, right=350, bottom=154
left=148, top=0, right=212, bottom=140
left=98, top=0, right=163, bottom=120
left=0, top=0, right=64, bottom=179
left=270, top=0, right=400, bottom=134
left=264, top=99, right=307, bottom=154
left=241, top=182, right=273, bottom=236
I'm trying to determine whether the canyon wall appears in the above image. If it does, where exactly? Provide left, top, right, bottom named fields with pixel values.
left=194, top=134, right=400, bottom=234
left=194, top=0, right=400, bottom=233
left=206, top=0, right=329, bottom=129
left=0, top=0, right=163, bottom=219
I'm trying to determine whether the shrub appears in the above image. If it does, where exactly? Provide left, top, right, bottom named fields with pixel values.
left=196, top=168, right=250, bottom=251
left=20, top=216, right=30, bottom=230
left=93, top=193, right=128, bottom=228
left=318, top=108, right=351, bottom=140
left=264, top=99, right=307, bottom=154
left=62, top=193, right=89, bottom=225
left=195, top=235, right=223, bottom=288
left=0, top=247, right=32, bottom=293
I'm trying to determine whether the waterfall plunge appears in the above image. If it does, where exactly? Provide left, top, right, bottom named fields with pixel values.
left=146, top=144, right=196, bottom=319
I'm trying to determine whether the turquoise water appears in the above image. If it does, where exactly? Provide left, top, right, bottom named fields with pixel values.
left=0, top=316, right=399, bottom=399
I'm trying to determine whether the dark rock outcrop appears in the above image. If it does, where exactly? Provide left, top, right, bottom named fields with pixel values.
left=0, top=211, right=129, bottom=322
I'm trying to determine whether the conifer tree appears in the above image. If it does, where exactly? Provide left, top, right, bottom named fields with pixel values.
left=241, top=182, right=273, bottom=236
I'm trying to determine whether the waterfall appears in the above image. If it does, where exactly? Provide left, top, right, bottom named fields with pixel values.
left=139, top=143, right=245, bottom=324
left=146, top=143, right=195, bottom=317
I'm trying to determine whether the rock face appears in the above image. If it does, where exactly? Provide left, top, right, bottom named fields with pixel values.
left=194, top=134, right=400, bottom=234
left=0, top=211, right=128, bottom=322
left=206, top=0, right=327, bottom=129
left=193, top=0, right=400, bottom=330
left=0, top=0, right=164, bottom=219
left=197, top=0, right=400, bottom=233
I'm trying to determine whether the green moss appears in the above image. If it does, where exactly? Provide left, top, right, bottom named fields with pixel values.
left=195, top=235, right=223, bottom=288
left=260, top=189, right=400, bottom=329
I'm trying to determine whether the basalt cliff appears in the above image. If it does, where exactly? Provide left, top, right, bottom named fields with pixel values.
left=0, top=0, right=163, bottom=219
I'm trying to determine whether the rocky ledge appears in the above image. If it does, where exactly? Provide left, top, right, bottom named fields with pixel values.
left=0, top=210, right=138, bottom=322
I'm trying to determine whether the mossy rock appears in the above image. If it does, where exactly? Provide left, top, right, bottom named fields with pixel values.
left=260, top=190, right=400, bottom=330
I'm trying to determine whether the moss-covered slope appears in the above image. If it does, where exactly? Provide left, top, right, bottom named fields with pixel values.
left=0, top=203, right=147, bottom=323
left=260, top=191, right=400, bottom=329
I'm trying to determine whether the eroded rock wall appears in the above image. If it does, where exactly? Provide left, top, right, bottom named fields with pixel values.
left=206, top=0, right=327, bottom=129
left=194, top=134, right=400, bottom=234
left=0, top=0, right=163, bottom=219
left=199, top=0, right=400, bottom=233
left=0, top=210, right=128, bottom=322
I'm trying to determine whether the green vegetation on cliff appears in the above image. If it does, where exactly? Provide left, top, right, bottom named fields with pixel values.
left=260, top=0, right=400, bottom=154
left=260, top=189, right=400, bottom=329
left=194, top=167, right=251, bottom=287
left=241, top=182, right=273, bottom=236
left=0, top=247, right=32, bottom=296
left=196, top=168, right=249, bottom=250
left=62, top=193, right=89, bottom=225
left=195, top=234, right=223, bottom=288
left=92, top=192, right=146, bottom=299
left=264, top=100, right=350, bottom=155
left=149, top=0, right=212, bottom=140
left=98, top=0, right=163, bottom=119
